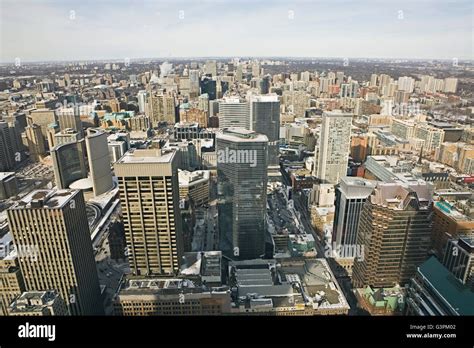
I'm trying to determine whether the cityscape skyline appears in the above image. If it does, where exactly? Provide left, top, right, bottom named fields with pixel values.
left=1, top=0, right=473, bottom=62
left=0, top=0, right=472, bottom=345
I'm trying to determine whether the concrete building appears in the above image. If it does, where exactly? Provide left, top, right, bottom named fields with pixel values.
left=50, top=140, right=87, bottom=189
left=0, top=233, right=26, bottom=316
left=353, top=182, right=434, bottom=288
left=24, top=124, right=47, bottom=161
left=229, top=258, right=350, bottom=315
left=113, top=277, right=231, bottom=316
left=29, top=109, right=57, bottom=139
left=148, top=93, right=176, bottom=125
left=7, top=189, right=103, bottom=315
left=314, top=111, right=352, bottom=184
left=217, top=128, right=268, bottom=259
left=431, top=200, right=474, bottom=257
left=0, top=172, right=18, bottom=200
left=53, top=128, right=82, bottom=147
left=85, top=129, right=114, bottom=196
left=114, top=149, right=184, bottom=276
left=56, top=107, right=83, bottom=135
left=178, top=169, right=210, bottom=206
left=405, top=257, right=474, bottom=315
left=218, top=97, right=249, bottom=130
left=413, top=124, right=445, bottom=156
left=333, top=177, right=376, bottom=254
left=8, top=290, right=68, bottom=316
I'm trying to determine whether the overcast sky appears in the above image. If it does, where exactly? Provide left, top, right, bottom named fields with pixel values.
left=0, top=0, right=472, bottom=62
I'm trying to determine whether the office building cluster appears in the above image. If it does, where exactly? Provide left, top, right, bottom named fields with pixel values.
left=0, top=57, right=472, bottom=317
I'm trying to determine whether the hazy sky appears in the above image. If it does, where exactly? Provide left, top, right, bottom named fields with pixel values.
left=0, top=0, right=472, bottom=62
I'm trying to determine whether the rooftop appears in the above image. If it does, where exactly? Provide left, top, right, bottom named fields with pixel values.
left=9, top=189, right=78, bottom=210
left=217, top=127, right=268, bottom=142
left=178, top=169, right=210, bottom=186
left=0, top=172, right=15, bottom=181
left=116, top=148, right=175, bottom=164
left=418, top=257, right=474, bottom=315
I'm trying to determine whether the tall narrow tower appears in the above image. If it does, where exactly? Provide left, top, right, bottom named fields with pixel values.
left=7, top=189, right=103, bottom=315
left=114, top=149, right=183, bottom=276
left=217, top=128, right=268, bottom=259
left=314, top=111, right=352, bottom=184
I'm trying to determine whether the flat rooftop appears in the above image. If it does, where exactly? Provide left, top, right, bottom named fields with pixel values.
left=418, top=257, right=474, bottom=315
left=0, top=172, right=15, bottom=181
left=217, top=127, right=268, bottom=142
left=9, top=189, right=78, bottom=210
left=116, top=148, right=175, bottom=164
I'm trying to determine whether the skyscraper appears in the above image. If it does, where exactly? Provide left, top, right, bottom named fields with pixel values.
left=24, top=124, right=47, bottom=162
left=333, top=177, right=376, bottom=249
left=218, top=97, right=249, bottom=129
left=0, top=121, right=18, bottom=171
left=56, top=106, right=83, bottom=135
left=114, top=149, right=184, bottom=276
left=0, top=233, right=26, bottom=316
left=200, top=77, right=217, bottom=100
left=217, top=128, right=268, bottom=259
left=137, top=90, right=148, bottom=113
left=148, top=93, right=176, bottom=125
left=50, top=140, right=87, bottom=189
left=314, top=111, right=352, bottom=184
left=249, top=95, right=280, bottom=167
left=352, top=182, right=434, bottom=288
left=189, top=69, right=200, bottom=98
left=85, top=128, right=114, bottom=196
left=7, top=189, right=103, bottom=315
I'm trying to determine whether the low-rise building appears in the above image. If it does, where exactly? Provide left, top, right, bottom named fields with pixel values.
left=8, top=290, right=68, bottom=316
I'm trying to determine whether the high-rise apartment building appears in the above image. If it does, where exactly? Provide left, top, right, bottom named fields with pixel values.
left=216, top=128, right=268, bottom=259
left=443, top=77, right=458, bottom=93
left=7, top=189, right=103, bottom=315
left=148, top=94, right=176, bottom=126
left=352, top=182, right=434, bottom=288
left=114, top=149, right=184, bottom=276
left=314, top=111, right=352, bottom=184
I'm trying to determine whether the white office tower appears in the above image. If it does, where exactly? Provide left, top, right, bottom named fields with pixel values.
left=314, top=111, right=352, bottom=184
left=249, top=95, right=280, bottom=169
left=137, top=90, right=148, bottom=113
left=218, top=97, right=249, bottom=129
left=85, top=129, right=114, bottom=196
left=333, top=177, right=376, bottom=250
